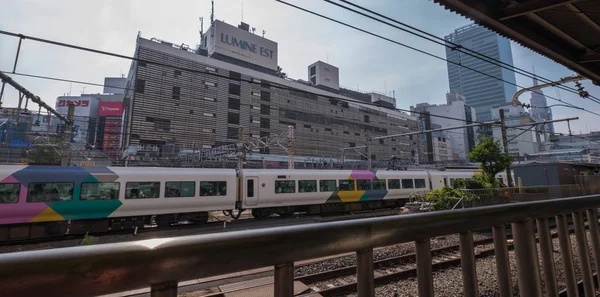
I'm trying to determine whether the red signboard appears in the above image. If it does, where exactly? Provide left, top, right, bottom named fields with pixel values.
left=98, top=102, right=123, bottom=117
left=57, top=99, right=89, bottom=107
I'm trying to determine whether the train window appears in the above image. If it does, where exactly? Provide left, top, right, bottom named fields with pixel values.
left=27, top=182, right=74, bottom=202
left=0, top=183, right=20, bottom=204
left=338, top=180, right=355, bottom=191
left=357, top=179, right=371, bottom=190
left=275, top=180, right=295, bottom=194
left=165, top=181, right=195, bottom=198
left=125, top=182, right=160, bottom=199
left=320, top=180, right=336, bottom=192
left=80, top=182, right=120, bottom=200
left=402, top=179, right=414, bottom=189
left=247, top=179, right=254, bottom=197
left=388, top=179, right=401, bottom=190
left=200, top=181, right=227, bottom=196
left=373, top=179, right=386, bottom=190
left=298, top=180, right=317, bottom=193
left=415, top=179, right=426, bottom=189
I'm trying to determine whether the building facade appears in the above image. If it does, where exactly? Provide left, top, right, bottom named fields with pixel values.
left=529, top=76, right=555, bottom=134
left=431, top=131, right=453, bottom=161
left=410, top=92, right=476, bottom=160
left=445, top=24, right=518, bottom=122
left=491, top=104, right=543, bottom=158
left=122, top=21, right=423, bottom=164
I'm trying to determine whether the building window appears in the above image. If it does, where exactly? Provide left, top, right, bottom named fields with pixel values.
left=135, top=79, right=145, bottom=93
left=228, top=112, right=240, bottom=125
left=261, top=91, right=270, bottom=102
left=154, top=118, right=170, bottom=131
left=202, top=128, right=214, bottom=133
left=203, top=112, right=215, bottom=117
left=227, top=127, right=239, bottom=139
left=364, top=115, right=370, bottom=123
left=228, top=98, right=240, bottom=110
left=172, top=86, right=180, bottom=100
left=174, top=70, right=182, bottom=78
left=229, top=71, right=242, bottom=81
left=261, top=80, right=271, bottom=89
left=206, top=66, right=216, bottom=72
left=260, top=104, right=270, bottom=115
left=310, top=66, right=316, bottom=76
left=379, top=139, right=384, bottom=144
left=229, top=83, right=241, bottom=96
left=203, top=97, right=215, bottom=102
left=205, top=81, right=216, bottom=87
left=260, top=118, right=270, bottom=129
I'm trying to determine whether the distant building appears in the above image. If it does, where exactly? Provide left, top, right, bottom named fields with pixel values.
left=529, top=76, right=554, bottom=135
left=122, top=20, right=423, bottom=164
left=445, top=24, right=517, bottom=123
left=431, top=130, right=452, bottom=161
left=491, top=103, right=543, bottom=158
left=410, top=92, right=476, bottom=160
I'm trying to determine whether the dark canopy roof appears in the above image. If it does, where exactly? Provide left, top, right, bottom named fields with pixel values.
left=434, top=0, right=600, bottom=84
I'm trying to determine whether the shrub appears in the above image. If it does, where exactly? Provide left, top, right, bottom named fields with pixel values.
left=81, top=232, right=99, bottom=245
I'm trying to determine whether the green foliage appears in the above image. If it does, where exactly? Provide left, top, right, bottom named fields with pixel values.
left=467, top=136, right=514, bottom=185
left=81, top=232, right=99, bottom=245
left=28, top=136, right=64, bottom=165
left=425, top=186, right=474, bottom=211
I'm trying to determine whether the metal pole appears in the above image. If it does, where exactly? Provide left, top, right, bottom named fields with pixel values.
left=573, top=211, right=594, bottom=296
left=493, top=225, right=513, bottom=297
left=237, top=126, right=244, bottom=169
left=366, top=130, right=372, bottom=170
left=512, top=74, right=584, bottom=107
left=586, top=209, right=600, bottom=285
left=556, top=214, right=578, bottom=297
left=511, top=220, right=542, bottom=297
left=274, top=262, right=294, bottom=297
left=536, top=218, right=558, bottom=296
left=356, top=248, right=374, bottom=297
left=288, top=125, right=294, bottom=170
left=61, top=103, right=74, bottom=166
left=415, top=239, right=433, bottom=297
left=459, top=231, right=478, bottom=297
left=12, top=37, right=23, bottom=73
left=150, top=281, right=178, bottom=297
left=499, top=109, right=514, bottom=187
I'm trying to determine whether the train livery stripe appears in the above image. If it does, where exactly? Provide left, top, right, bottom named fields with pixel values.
left=325, top=170, right=389, bottom=203
left=0, top=166, right=123, bottom=224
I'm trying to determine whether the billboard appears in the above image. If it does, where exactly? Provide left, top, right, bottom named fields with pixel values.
left=55, top=96, right=100, bottom=149
left=98, top=102, right=123, bottom=117
left=206, top=20, right=278, bottom=71
left=103, top=77, right=126, bottom=95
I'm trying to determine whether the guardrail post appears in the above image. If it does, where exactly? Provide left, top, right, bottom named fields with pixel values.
left=356, top=248, right=374, bottom=297
left=573, top=211, right=595, bottom=296
left=274, top=262, right=294, bottom=297
left=557, top=214, right=578, bottom=297
left=586, top=209, right=600, bottom=285
left=493, top=225, right=512, bottom=297
left=511, top=220, right=542, bottom=297
left=150, top=281, right=178, bottom=297
left=459, top=231, right=478, bottom=297
left=535, top=218, right=558, bottom=296
left=415, top=239, right=434, bottom=297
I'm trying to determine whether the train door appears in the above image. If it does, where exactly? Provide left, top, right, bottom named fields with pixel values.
left=244, top=176, right=259, bottom=206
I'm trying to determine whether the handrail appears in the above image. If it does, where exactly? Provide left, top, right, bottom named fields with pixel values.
left=1, top=194, right=600, bottom=297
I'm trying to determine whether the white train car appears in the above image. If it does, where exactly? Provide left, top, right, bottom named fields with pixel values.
left=428, top=171, right=478, bottom=189
left=108, top=167, right=238, bottom=226
left=239, top=169, right=436, bottom=218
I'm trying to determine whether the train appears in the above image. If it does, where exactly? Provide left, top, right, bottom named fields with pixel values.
left=0, top=165, right=513, bottom=241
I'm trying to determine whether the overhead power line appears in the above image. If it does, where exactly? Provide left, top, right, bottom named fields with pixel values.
left=326, top=0, right=595, bottom=100
left=274, top=0, right=600, bottom=117
left=0, top=29, right=596, bottom=136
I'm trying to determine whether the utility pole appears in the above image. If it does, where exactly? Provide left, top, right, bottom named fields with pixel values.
left=61, top=103, right=75, bottom=166
left=499, top=109, right=514, bottom=187
left=366, top=130, right=372, bottom=170
left=288, top=125, right=295, bottom=169
left=237, top=126, right=244, bottom=169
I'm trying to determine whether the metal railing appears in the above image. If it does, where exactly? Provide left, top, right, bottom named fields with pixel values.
left=459, top=184, right=587, bottom=208
left=2, top=195, right=600, bottom=296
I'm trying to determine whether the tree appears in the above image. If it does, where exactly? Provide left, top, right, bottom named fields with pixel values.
left=467, top=136, right=514, bottom=185
left=28, top=135, right=64, bottom=165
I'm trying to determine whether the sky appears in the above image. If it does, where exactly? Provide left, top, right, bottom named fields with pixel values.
left=1, top=0, right=599, bottom=135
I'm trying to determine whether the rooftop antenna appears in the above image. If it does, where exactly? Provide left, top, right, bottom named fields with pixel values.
left=252, top=27, right=256, bottom=34
left=199, top=17, right=204, bottom=44
left=327, top=52, right=329, bottom=63
left=262, top=30, right=266, bottom=38
left=211, top=0, right=214, bottom=24
left=241, top=0, right=243, bottom=22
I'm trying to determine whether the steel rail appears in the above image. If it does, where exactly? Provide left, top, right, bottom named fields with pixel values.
left=1, top=195, right=600, bottom=297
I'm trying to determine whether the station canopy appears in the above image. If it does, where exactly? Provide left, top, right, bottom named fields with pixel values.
left=434, top=0, right=600, bottom=84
